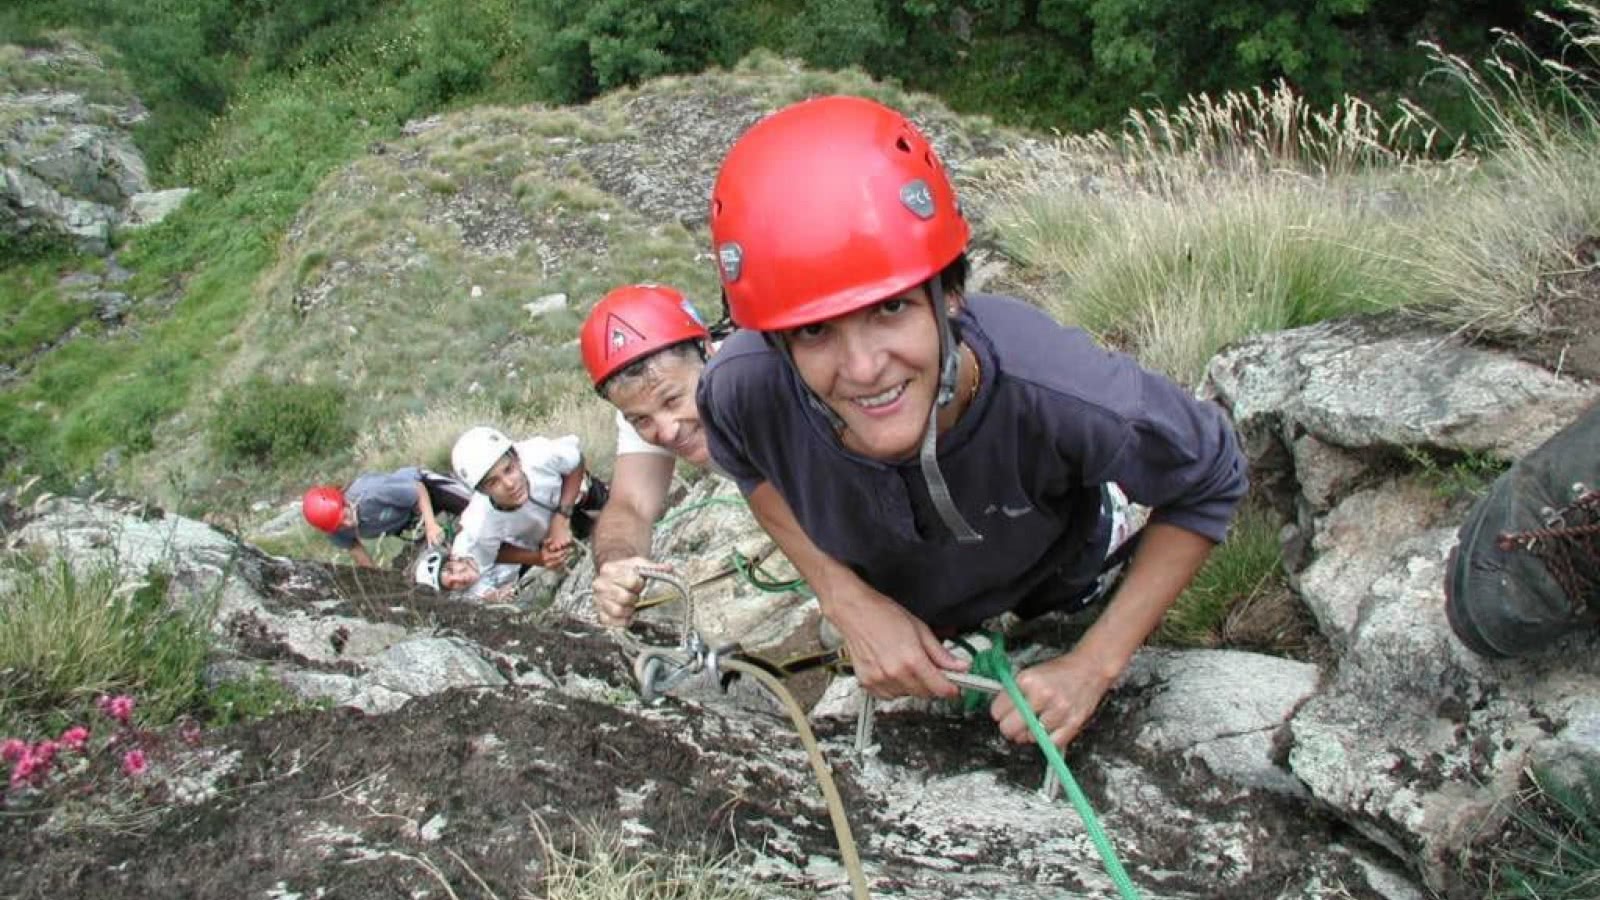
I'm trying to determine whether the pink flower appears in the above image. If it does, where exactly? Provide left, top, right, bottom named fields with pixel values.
left=58, top=726, right=90, bottom=752
left=9, top=755, right=38, bottom=787
left=98, top=694, right=135, bottom=725
left=121, top=749, right=147, bottom=777
left=1, top=738, right=25, bottom=762
left=9, top=744, right=55, bottom=786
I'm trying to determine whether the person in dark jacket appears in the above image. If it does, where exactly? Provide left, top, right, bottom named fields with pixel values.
left=697, top=95, right=1248, bottom=750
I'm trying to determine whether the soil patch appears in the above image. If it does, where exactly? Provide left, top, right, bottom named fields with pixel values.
left=1, top=687, right=830, bottom=900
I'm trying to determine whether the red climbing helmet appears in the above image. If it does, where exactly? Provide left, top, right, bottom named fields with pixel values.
left=580, top=284, right=710, bottom=389
left=301, top=485, right=346, bottom=533
left=710, top=95, right=970, bottom=332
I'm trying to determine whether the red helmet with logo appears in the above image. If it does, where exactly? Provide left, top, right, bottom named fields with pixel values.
left=580, top=284, right=710, bottom=389
left=302, top=485, right=346, bottom=533
left=710, top=95, right=970, bottom=332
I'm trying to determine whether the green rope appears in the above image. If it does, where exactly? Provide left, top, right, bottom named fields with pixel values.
left=653, top=496, right=816, bottom=597
left=654, top=496, right=749, bottom=530
left=730, top=548, right=812, bottom=595
left=966, top=634, right=1143, bottom=900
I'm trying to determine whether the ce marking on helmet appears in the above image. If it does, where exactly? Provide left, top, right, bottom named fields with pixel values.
left=718, top=242, right=743, bottom=282
left=900, top=179, right=935, bottom=220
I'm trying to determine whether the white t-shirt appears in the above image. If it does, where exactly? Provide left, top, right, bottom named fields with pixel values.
left=461, top=562, right=520, bottom=601
left=452, top=435, right=583, bottom=571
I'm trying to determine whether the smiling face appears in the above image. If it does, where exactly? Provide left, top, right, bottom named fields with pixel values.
left=784, top=287, right=946, bottom=462
left=605, top=349, right=709, bottom=467
left=441, top=557, right=480, bottom=592
left=478, top=451, right=529, bottom=509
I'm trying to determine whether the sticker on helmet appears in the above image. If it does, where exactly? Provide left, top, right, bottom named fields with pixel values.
left=718, top=243, right=743, bottom=282
left=901, top=179, right=935, bottom=220
left=605, top=313, right=646, bottom=357
left=680, top=299, right=705, bottom=326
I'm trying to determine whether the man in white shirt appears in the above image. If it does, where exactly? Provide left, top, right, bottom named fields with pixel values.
left=578, top=284, right=719, bottom=626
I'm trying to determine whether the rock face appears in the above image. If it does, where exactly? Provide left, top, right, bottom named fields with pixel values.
left=7, top=295, right=1599, bottom=895
left=1207, top=317, right=1600, bottom=897
left=3, top=483, right=1403, bottom=899
left=0, top=41, right=188, bottom=253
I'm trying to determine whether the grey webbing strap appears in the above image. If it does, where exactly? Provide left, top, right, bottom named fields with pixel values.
left=923, top=279, right=983, bottom=545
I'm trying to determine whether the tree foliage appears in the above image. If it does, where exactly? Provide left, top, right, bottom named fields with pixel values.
left=529, top=0, right=749, bottom=103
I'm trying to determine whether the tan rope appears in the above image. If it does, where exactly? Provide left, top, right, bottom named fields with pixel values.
left=719, top=656, right=870, bottom=900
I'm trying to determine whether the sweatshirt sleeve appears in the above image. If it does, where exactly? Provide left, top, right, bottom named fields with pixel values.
left=1039, top=344, right=1247, bottom=544
left=696, top=348, right=772, bottom=497
left=1084, top=369, right=1247, bottom=543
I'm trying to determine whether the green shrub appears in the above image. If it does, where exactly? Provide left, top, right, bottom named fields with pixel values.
left=202, top=669, right=314, bottom=727
left=209, top=376, right=349, bottom=465
left=783, top=0, right=898, bottom=70
left=0, top=557, right=212, bottom=738
left=530, top=0, right=747, bottom=103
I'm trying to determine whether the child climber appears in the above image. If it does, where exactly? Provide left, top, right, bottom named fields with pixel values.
left=697, top=95, right=1248, bottom=750
left=302, top=468, right=471, bottom=568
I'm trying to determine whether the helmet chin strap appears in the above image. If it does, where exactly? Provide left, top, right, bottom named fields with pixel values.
left=924, top=278, right=983, bottom=544
left=769, top=332, right=848, bottom=430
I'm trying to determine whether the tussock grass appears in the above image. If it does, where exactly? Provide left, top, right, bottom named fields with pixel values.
left=1491, top=765, right=1600, bottom=899
left=1409, top=7, right=1600, bottom=340
left=0, top=552, right=212, bottom=737
left=983, top=82, right=1447, bottom=384
left=1004, top=182, right=1413, bottom=382
left=525, top=815, right=770, bottom=900
left=1083, top=82, right=1449, bottom=187
left=983, top=4, right=1600, bottom=386
left=1157, top=504, right=1285, bottom=648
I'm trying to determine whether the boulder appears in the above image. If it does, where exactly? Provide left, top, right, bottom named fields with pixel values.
left=1210, top=319, right=1600, bottom=896
left=0, top=42, right=189, bottom=252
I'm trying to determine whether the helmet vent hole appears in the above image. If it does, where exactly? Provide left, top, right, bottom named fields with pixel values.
left=895, top=136, right=912, bottom=153
left=712, top=198, right=722, bottom=216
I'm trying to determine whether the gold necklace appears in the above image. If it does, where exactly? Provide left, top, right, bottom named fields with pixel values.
left=966, top=345, right=981, bottom=407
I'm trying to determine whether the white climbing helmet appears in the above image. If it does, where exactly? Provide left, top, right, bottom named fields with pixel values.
left=452, top=426, right=513, bottom=491
left=413, top=546, right=445, bottom=591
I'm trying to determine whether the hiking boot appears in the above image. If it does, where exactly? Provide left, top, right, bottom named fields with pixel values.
left=1444, top=403, right=1600, bottom=657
